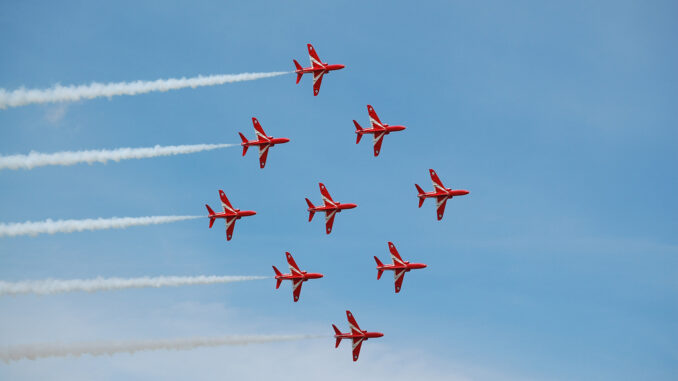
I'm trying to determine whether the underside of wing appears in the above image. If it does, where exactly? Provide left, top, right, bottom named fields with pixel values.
left=436, top=196, right=448, bottom=221
left=312, top=71, right=325, bottom=96
left=258, top=144, right=270, bottom=169
left=219, top=190, right=235, bottom=213
left=394, top=269, right=406, bottom=293
left=308, top=44, right=324, bottom=68
left=367, top=105, right=383, bottom=128
left=373, top=132, right=386, bottom=157
left=252, top=118, right=269, bottom=142
left=292, top=279, right=303, bottom=302
left=351, top=337, right=365, bottom=362
left=286, top=252, right=302, bottom=275
left=388, top=242, right=405, bottom=265
left=346, top=310, right=362, bottom=333
left=430, top=169, right=447, bottom=192
left=225, top=216, right=237, bottom=241
left=319, top=183, right=336, bottom=206
left=325, top=210, right=337, bottom=234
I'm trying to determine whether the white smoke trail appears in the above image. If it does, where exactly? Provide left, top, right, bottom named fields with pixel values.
left=0, top=335, right=323, bottom=362
left=0, top=215, right=201, bottom=238
left=0, top=275, right=269, bottom=296
left=0, top=143, right=237, bottom=170
left=0, top=71, right=289, bottom=109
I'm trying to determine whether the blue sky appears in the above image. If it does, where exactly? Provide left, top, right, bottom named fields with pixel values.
left=1, top=1, right=676, bottom=379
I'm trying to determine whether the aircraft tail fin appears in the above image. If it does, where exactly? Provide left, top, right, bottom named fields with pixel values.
left=374, top=256, right=384, bottom=279
left=206, top=205, right=216, bottom=228
left=332, top=324, right=342, bottom=347
left=353, top=120, right=364, bottom=144
left=293, top=60, right=303, bottom=84
left=305, top=198, right=316, bottom=221
left=239, top=133, right=249, bottom=156
left=415, top=184, right=426, bottom=208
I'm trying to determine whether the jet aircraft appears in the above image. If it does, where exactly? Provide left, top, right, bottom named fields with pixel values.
left=294, top=43, right=345, bottom=96
left=374, top=242, right=427, bottom=293
left=305, top=183, right=357, bottom=234
left=205, top=190, right=256, bottom=241
left=238, top=117, right=290, bottom=169
left=272, top=252, right=323, bottom=302
left=353, top=105, right=406, bottom=157
left=332, top=310, right=384, bottom=362
left=415, top=169, right=469, bottom=220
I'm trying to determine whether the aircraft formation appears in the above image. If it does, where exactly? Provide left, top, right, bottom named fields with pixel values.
left=2, top=43, right=469, bottom=363
left=219, top=44, right=469, bottom=361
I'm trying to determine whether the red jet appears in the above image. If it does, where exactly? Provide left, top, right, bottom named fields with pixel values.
left=332, top=310, right=384, bottom=362
left=415, top=169, right=470, bottom=221
left=353, top=105, right=406, bottom=157
left=305, top=183, right=357, bottom=234
left=374, top=242, right=427, bottom=293
left=238, top=117, right=290, bottom=169
left=272, top=252, right=323, bottom=302
left=205, top=190, right=256, bottom=241
left=294, top=44, right=345, bottom=96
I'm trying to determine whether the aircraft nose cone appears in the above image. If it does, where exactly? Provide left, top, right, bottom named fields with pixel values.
left=281, top=138, right=290, bottom=143
left=337, top=64, right=345, bottom=70
left=346, top=203, right=358, bottom=209
left=376, top=333, right=384, bottom=338
left=463, top=190, right=470, bottom=195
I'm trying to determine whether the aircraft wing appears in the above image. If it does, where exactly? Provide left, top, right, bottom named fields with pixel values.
left=219, top=190, right=235, bottom=213
left=308, top=44, right=324, bottom=68
left=388, top=242, right=405, bottom=265
left=351, top=337, right=365, bottom=362
left=325, top=210, right=337, bottom=234
left=346, top=310, right=362, bottom=333
left=258, top=144, right=270, bottom=169
left=252, top=118, right=270, bottom=142
left=430, top=169, right=447, bottom=192
left=286, top=252, right=302, bottom=275
left=373, top=131, right=386, bottom=157
left=394, top=269, right=406, bottom=293
left=367, top=105, right=383, bottom=128
left=292, top=279, right=303, bottom=302
left=436, top=196, right=448, bottom=221
left=319, top=183, right=336, bottom=206
left=312, top=71, right=325, bottom=96
left=225, top=216, right=237, bottom=241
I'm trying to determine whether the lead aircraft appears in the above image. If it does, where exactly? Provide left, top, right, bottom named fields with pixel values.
left=294, top=44, right=345, bottom=96
left=415, top=169, right=470, bottom=220
left=272, top=252, right=323, bottom=302
left=332, top=310, right=384, bottom=362
left=353, top=105, right=406, bottom=157
left=238, top=117, right=290, bottom=169
left=205, top=190, right=256, bottom=241
left=305, top=183, right=357, bottom=234
left=374, top=242, right=427, bottom=293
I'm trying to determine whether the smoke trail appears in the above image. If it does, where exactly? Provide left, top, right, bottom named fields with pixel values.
left=0, top=275, right=269, bottom=296
left=0, top=215, right=201, bottom=238
left=0, top=71, right=289, bottom=109
left=0, top=143, right=237, bottom=170
left=0, top=335, right=323, bottom=362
